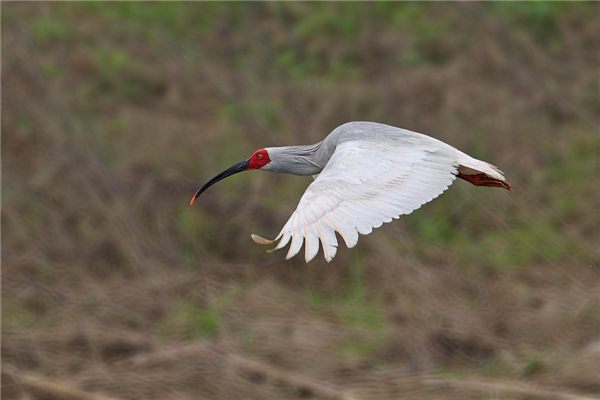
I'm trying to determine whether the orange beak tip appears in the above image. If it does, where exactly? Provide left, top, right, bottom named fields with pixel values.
left=190, top=197, right=196, bottom=206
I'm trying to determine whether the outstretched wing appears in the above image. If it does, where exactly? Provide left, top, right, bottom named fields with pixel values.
left=253, top=139, right=459, bottom=263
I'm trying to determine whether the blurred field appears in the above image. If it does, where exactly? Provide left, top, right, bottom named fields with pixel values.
left=2, top=2, right=599, bottom=399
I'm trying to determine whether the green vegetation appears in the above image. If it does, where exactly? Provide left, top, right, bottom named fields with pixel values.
left=306, top=250, right=385, bottom=331
left=523, top=352, right=544, bottom=377
left=3, top=296, right=39, bottom=329
left=156, top=289, right=238, bottom=341
left=484, top=2, right=594, bottom=40
left=3, top=2, right=598, bottom=399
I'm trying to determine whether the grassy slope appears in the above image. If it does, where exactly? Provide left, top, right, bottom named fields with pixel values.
left=2, top=3, right=599, bottom=399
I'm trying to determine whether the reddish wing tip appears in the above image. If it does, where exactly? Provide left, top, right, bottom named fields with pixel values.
left=458, top=173, right=512, bottom=191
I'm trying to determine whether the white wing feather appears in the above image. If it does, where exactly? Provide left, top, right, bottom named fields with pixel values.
left=257, top=140, right=459, bottom=262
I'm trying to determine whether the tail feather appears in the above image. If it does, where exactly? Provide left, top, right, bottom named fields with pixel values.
left=455, top=151, right=505, bottom=179
left=453, top=150, right=510, bottom=190
left=457, top=172, right=511, bottom=191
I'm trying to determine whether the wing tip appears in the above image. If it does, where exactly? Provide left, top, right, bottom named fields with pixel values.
left=251, top=234, right=275, bottom=245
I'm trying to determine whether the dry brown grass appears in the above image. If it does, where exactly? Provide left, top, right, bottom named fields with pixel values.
left=3, top=2, right=600, bottom=400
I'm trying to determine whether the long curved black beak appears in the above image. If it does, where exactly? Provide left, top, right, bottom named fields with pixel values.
left=190, top=158, right=250, bottom=205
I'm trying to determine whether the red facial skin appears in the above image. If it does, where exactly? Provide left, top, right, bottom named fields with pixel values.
left=248, top=149, right=271, bottom=170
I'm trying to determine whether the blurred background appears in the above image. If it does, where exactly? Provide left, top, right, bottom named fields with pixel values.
left=2, top=2, right=599, bottom=399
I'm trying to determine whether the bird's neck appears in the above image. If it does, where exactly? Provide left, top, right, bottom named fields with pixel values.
left=263, top=142, right=326, bottom=176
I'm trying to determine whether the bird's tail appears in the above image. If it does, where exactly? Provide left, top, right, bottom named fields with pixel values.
left=455, top=152, right=512, bottom=191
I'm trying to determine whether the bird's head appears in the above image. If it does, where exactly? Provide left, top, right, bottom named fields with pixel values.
left=190, top=149, right=271, bottom=205
left=248, top=149, right=272, bottom=170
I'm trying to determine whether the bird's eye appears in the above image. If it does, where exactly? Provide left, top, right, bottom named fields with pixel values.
left=257, top=154, right=263, bottom=159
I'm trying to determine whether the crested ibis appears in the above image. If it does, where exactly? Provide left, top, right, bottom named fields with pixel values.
left=191, top=121, right=511, bottom=263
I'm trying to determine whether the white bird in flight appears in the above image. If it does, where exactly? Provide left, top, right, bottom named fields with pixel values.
left=191, top=122, right=511, bottom=263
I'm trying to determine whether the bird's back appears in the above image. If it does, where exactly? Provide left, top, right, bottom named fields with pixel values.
left=321, top=122, right=505, bottom=181
left=321, top=121, right=447, bottom=154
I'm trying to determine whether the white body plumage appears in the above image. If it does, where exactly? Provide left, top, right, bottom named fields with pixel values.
left=191, top=122, right=511, bottom=263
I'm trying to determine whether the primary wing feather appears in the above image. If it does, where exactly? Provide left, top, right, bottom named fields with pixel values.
left=262, top=139, right=459, bottom=262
